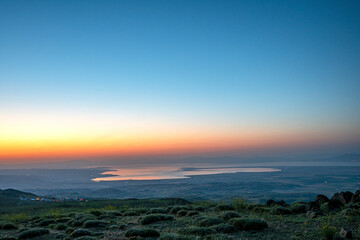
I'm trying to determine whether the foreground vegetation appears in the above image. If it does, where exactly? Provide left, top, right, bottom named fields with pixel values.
left=0, top=191, right=359, bottom=239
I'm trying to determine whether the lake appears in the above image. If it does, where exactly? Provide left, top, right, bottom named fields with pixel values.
left=92, top=166, right=281, bottom=181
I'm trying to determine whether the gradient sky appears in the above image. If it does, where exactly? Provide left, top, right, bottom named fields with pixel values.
left=0, top=0, right=360, bottom=163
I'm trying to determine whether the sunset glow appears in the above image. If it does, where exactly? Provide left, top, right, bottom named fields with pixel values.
left=0, top=0, right=359, bottom=164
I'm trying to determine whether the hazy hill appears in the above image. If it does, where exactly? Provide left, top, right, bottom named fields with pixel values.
left=0, top=188, right=38, bottom=205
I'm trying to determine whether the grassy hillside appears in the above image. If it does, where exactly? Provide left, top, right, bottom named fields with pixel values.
left=0, top=191, right=359, bottom=240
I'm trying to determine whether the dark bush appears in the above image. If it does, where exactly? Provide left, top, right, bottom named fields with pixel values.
left=214, top=204, right=234, bottom=211
left=193, top=206, right=205, bottom=212
left=71, top=228, right=92, bottom=238
left=214, top=223, right=237, bottom=233
left=177, top=210, right=188, bottom=216
left=125, top=228, right=160, bottom=238
left=103, top=211, right=122, bottom=217
left=89, top=210, right=103, bottom=217
left=66, top=227, right=74, bottom=235
left=186, top=211, right=199, bottom=216
left=192, top=216, right=207, bottom=224
left=54, top=223, right=67, bottom=230
left=229, top=218, right=268, bottom=231
left=149, top=208, right=167, bottom=214
left=18, top=228, right=50, bottom=239
left=170, top=207, right=182, bottom=214
left=123, top=210, right=138, bottom=216
left=0, top=222, right=17, bottom=230
left=38, top=219, right=56, bottom=227
left=0, top=237, right=16, bottom=240
left=178, top=227, right=216, bottom=236
left=197, top=217, right=224, bottom=227
left=290, top=202, right=307, bottom=214
left=251, top=206, right=269, bottom=213
left=73, top=237, right=97, bottom=240
left=221, top=211, right=241, bottom=221
left=140, top=214, right=174, bottom=225
left=69, top=220, right=83, bottom=227
left=54, top=233, right=67, bottom=239
left=271, top=206, right=292, bottom=215
left=83, top=220, right=106, bottom=228
left=159, top=233, right=192, bottom=240
left=55, top=217, right=71, bottom=223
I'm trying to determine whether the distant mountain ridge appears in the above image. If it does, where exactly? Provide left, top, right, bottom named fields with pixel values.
left=0, top=188, right=38, bottom=205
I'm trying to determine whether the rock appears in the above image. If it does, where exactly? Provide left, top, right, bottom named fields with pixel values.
left=306, top=210, right=320, bottom=219
left=339, top=227, right=352, bottom=239
left=276, top=200, right=288, bottom=206
left=328, top=199, right=343, bottom=209
left=350, top=190, right=360, bottom=203
left=343, top=191, right=354, bottom=204
left=314, top=194, right=329, bottom=205
left=331, top=192, right=353, bottom=205
left=306, top=201, right=320, bottom=212
left=266, top=200, right=275, bottom=206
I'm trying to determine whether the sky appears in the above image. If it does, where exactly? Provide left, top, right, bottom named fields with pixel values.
left=0, top=0, right=359, bottom=163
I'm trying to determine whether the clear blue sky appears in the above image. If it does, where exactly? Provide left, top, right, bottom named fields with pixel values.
left=0, top=0, right=359, bottom=161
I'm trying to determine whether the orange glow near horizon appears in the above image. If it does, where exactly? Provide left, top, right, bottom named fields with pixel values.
left=0, top=127, right=355, bottom=163
left=1, top=111, right=358, bottom=163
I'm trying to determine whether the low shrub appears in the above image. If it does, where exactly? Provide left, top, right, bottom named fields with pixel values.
left=214, top=223, right=237, bottom=233
left=83, top=220, right=106, bottom=228
left=38, top=219, right=56, bottom=227
left=108, top=223, right=126, bottom=230
left=89, top=210, right=103, bottom=217
left=170, top=206, right=182, bottom=214
left=159, top=233, right=192, bottom=240
left=149, top=208, right=168, bottom=214
left=214, top=204, right=234, bottom=211
left=221, top=211, right=241, bottom=221
left=271, top=206, right=292, bottom=215
left=290, top=203, right=307, bottom=214
left=197, top=217, right=224, bottom=227
left=177, top=210, right=188, bottom=216
left=229, top=218, right=268, bottom=231
left=54, top=233, right=67, bottom=239
left=55, top=217, right=71, bottom=223
left=251, top=206, right=269, bottom=213
left=0, top=237, right=16, bottom=240
left=178, top=227, right=216, bottom=236
left=341, top=208, right=360, bottom=216
left=0, top=222, right=17, bottom=230
left=103, top=211, right=122, bottom=217
left=186, top=211, right=199, bottom=216
left=71, top=228, right=92, bottom=238
left=125, top=228, right=160, bottom=238
left=123, top=210, right=138, bottom=216
left=233, top=198, right=247, bottom=211
left=73, top=237, right=97, bottom=240
left=54, top=223, right=67, bottom=230
left=66, top=227, right=74, bottom=235
left=18, top=228, right=50, bottom=239
left=140, top=214, right=174, bottom=225
left=69, top=220, right=83, bottom=227
left=320, top=203, right=330, bottom=213
left=193, top=206, right=204, bottom=212
left=320, top=226, right=336, bottom=240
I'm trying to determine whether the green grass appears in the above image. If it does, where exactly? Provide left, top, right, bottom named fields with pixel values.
left=0, top=196, right=359, bottom=239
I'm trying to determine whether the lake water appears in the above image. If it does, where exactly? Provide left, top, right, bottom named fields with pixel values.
left=92, top=166, right=281, bottom=181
